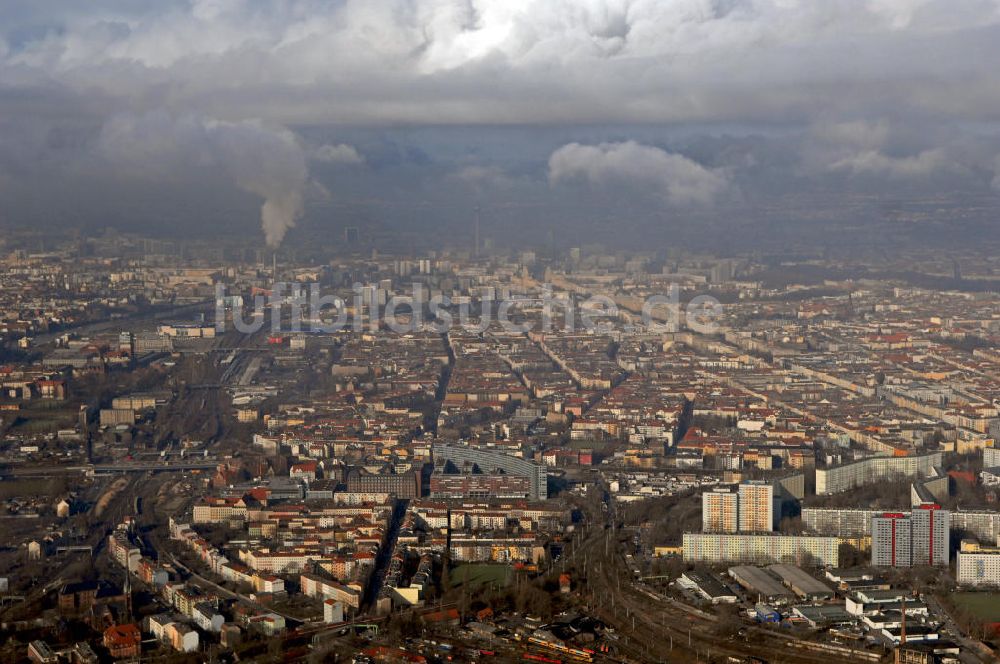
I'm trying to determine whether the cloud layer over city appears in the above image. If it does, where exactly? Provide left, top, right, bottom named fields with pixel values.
left=2, top=0, right=1000, bottom=245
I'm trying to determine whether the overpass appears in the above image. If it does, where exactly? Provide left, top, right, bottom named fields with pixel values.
left=3, top=460, right=219, bottom=479
left=89, top=461, right=219, bottom=475
left=55, top=545, right=93, bottom=555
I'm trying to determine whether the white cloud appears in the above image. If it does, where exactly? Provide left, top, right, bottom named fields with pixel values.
left=548, top=141, right=730, bottom=206
left=805, top=119, right=974, bottom=180
left=829, top=147, right=956, bottom=179
left=451, top=165, right=508, bottom=184
left=313, top=143, right=363, bottom=164
left=2, top=1, right=1000, bottom=238
left=3, top=1, right=1000, bottom=125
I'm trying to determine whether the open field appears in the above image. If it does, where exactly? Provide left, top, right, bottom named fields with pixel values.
left=953, top=593, right=1000, bottom=622
left=0, top=477, right=69, bottom=500
left=449, top=563, right=510, bottom=591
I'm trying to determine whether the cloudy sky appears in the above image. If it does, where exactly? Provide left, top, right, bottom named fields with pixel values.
left=2, top=0, right=1000, bottom=250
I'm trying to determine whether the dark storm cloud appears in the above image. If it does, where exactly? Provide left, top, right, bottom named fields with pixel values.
left=2, top=0, right=1000, bottom=242
left=4, top=0, right=1000, bottom=126
left=98, top=112, right=310, bottom=246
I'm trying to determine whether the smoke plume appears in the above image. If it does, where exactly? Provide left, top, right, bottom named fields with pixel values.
left=98, top=112, right=308, bottom=246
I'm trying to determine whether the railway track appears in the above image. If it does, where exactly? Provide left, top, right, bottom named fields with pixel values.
left=567, top=490, right=876, bottom=663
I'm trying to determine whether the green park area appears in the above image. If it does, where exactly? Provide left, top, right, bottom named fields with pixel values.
left=448, top=563, right=511, bottom=591
left=952, top=593, right=1000, bottom=622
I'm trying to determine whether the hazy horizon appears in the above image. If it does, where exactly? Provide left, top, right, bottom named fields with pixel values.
left=2, top=1, right=1000, bottom=251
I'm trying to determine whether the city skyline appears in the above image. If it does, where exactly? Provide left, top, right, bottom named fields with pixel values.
left=3, top=3, right=1000, bottom=663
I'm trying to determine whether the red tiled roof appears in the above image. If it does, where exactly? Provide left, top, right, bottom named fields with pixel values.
left=104, top=623, right=141, bottom=645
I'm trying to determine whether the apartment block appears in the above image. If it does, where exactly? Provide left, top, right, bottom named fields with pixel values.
left=682, top=533, right=839, bottom=566
left=984, top=445, right=1000, bottom=470
left=738, top=481, right=775, bottom=533
left=872, top=506, right=948, bottom=568
left=910, top=504, right=949, bottom=566
left=804, top=506, right=996, bottom=547
left=816, top=453, right=943, bottom=495
left=872, top=513, right=913, bottom=567
left=432, top=443, right=547, bottom=500
left=702, top=488, right=739, bottom=533
left=802, top=508, right=884, bottom=536
left=956, top=540, right=1000, bottom=587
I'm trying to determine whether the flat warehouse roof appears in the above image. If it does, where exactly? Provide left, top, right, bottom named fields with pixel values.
left=729, top=565, right=793, bottom=599
left=767, top=564, right=834, bottom=596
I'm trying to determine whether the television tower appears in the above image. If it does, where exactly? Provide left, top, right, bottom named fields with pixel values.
left=474, top=205, right=481, bottom=258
